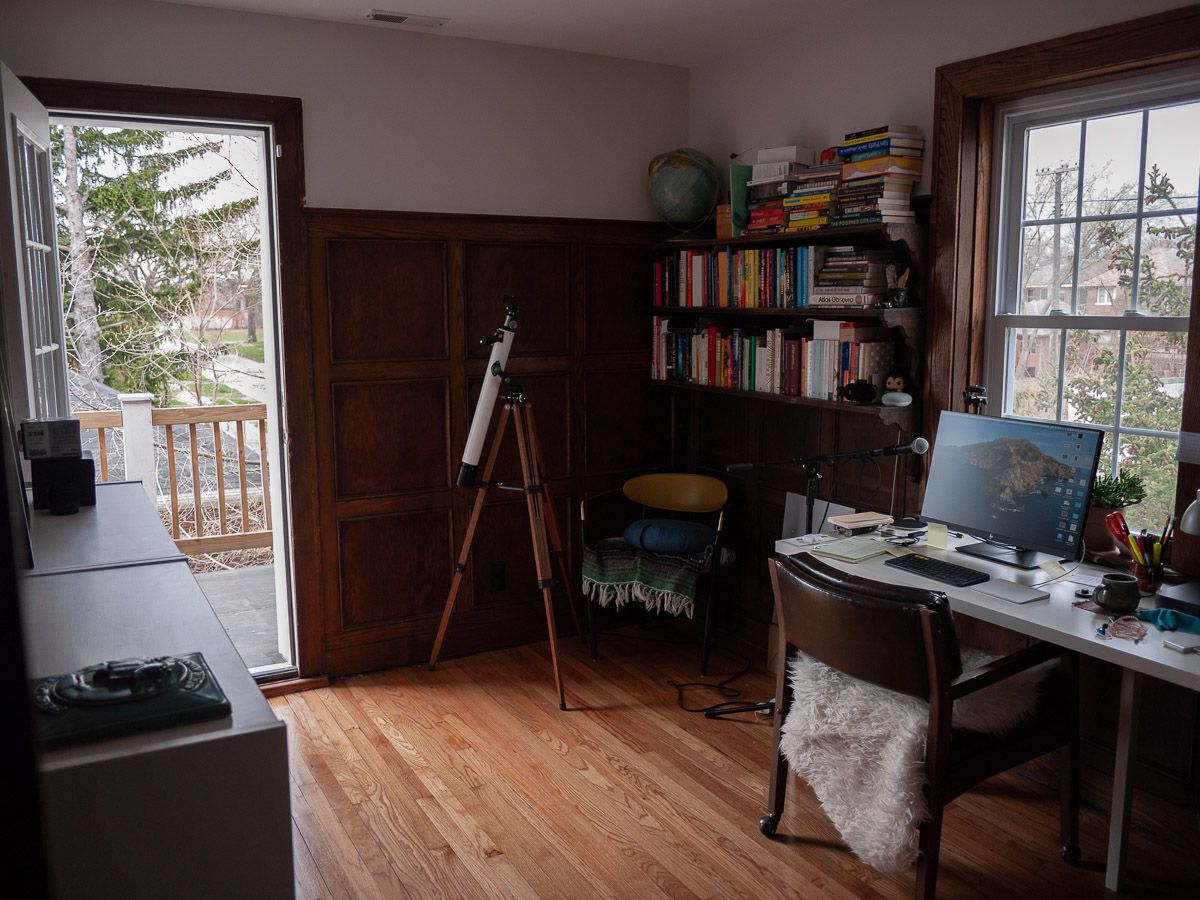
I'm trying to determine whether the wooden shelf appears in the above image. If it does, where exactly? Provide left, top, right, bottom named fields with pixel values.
left=659, top=222, right=920, bottom=251
left=654, top=305, right=922, bottom=325
left=651, top=379, right=917, bottom=426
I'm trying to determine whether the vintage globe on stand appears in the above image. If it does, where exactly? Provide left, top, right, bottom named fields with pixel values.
left=648, top=148, right=720, bottom=229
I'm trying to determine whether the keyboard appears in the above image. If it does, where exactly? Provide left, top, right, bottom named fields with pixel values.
left=884, top=552, right=990, bottom=587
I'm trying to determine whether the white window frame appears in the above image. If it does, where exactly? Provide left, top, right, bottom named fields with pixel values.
left=986, top=69, right=1199, bottom=479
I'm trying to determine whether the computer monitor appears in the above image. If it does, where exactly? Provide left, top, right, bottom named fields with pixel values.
left=921, top=412, right=1104, bottom=569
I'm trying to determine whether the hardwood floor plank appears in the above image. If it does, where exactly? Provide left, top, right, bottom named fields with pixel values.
left=275, top=634, right=1200, bottom=899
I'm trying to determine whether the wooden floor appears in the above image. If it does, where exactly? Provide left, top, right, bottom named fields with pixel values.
left=274, top=629, right=1198, bottom=899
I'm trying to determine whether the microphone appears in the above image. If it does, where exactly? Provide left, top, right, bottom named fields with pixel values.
left=873, top=437, right=929, bottom=458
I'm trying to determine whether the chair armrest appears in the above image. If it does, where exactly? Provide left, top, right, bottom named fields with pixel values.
left=947, top=641, right=1066, bottom=701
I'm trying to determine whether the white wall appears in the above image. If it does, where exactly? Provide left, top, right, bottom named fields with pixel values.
left=0, top=0, right=688, bottom=219
left=690, top=0, right=1195, bottom=194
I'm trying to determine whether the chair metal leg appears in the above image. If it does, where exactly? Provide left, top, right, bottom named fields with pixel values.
left=915, top=804, right=944, bottom=900
left=588, top=597, right=598, bottom=661
left=759, top=729, right=789, bottom=837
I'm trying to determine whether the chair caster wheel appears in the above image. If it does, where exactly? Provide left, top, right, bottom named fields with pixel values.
left=1060, top=845, right=1081, bottom=863
left=759, top=814, right=779, bottom=837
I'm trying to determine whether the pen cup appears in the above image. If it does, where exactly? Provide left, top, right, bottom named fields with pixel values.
left=1129, top=560, right=1162, bottom=596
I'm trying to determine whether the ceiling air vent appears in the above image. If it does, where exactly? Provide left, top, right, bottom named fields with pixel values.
left=366, top=10, right=449, bottom=28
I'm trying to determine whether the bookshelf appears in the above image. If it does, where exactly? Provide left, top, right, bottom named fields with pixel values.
left=650, top=221, right=925, bottom=427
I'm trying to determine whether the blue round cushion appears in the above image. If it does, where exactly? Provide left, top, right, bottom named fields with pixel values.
left=623, top=518, right=717, bottom=554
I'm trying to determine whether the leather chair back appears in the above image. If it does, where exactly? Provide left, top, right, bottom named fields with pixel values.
left=771, top=552, right=962, bottom=700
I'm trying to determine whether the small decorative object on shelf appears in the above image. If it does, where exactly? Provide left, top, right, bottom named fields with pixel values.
left=880, top=371, right=914, bottom=407
left=837, top=380, right=878, bottom=405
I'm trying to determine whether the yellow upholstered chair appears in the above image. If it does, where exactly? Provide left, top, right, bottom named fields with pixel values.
left=581, top=473, right=728, bottom=674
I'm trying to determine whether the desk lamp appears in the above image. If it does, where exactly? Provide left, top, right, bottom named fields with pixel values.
left=1158, top=489, right=1200, bottom=617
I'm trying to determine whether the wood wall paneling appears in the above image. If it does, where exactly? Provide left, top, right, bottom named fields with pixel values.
left=464, top=242, right=570, bottom=358
left=332, top=380, right=450, bottom=499
left=337, top=508, right=454, bottom=627
left=308, top=209, right=664, bottom=675
left=585, top=369, right=671, bottom=474
left=584, top=244, right=655, bottom=355
left=327, top=238, right=448, bottom=362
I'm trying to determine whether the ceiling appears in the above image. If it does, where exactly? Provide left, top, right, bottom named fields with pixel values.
left=153, top=0, right=809, bottom=68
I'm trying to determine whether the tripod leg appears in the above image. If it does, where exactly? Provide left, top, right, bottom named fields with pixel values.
left=523, top=402, right=585, bottom=643
left=513, top=403, right=567, bottom=711
left=428, top=404, right=512, bottom=670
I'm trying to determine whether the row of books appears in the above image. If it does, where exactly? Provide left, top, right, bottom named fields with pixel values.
left=810, top=246, right=893, bottom=308
left=653, top=245, right=822, bottom=309
left=651, top=317, right=896, bottom=400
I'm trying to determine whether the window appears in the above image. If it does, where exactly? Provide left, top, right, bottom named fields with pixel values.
left=988, top=71, right=1199, bottom=527
left=12, top=118, right=68, bottom=418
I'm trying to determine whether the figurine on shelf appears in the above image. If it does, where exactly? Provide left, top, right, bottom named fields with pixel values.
left=836, top=379, right=878, bottom=405
left=881, top=371, right=914, bottom=407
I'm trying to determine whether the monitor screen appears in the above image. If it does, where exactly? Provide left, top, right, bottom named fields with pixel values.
left=922, top=412, right=1104, bottom=562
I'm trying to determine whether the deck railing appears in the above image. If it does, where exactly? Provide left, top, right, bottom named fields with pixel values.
left=73, top=393, right=273, bottom=556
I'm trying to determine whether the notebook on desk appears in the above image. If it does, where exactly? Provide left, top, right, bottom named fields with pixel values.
left=809, top=535, right=889, bottom=563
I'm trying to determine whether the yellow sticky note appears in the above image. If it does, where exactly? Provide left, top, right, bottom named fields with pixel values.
left=1039, top=559, right=1067, bottom=580
left=926, top=522, right=948, bottom=550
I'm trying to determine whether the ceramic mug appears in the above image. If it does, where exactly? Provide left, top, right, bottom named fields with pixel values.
left=1094, top=572, right=1140, bottom=614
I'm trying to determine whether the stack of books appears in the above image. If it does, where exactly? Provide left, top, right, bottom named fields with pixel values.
left=652, top=245, right=819, bottom=309
left=831, top=125, right=923, bottom=227
left=809, top=246, right=892, bottom=307
left=780, top=162, right=841, bottom=233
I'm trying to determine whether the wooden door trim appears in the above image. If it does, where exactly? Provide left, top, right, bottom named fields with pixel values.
left=929, top=4, right=1200, bottom=571
left=22, top=78, right=323, bottom=671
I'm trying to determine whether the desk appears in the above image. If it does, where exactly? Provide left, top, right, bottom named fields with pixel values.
left=776, top=535, right=1200, bottom=891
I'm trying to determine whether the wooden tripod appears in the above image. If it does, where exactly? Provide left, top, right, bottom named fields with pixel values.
left=427, top=392, right=581, bottom=710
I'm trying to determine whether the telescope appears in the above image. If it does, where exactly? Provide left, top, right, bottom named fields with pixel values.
left=456, top=298, right=518, bottom=488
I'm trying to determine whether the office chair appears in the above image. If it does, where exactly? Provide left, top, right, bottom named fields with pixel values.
left=581, top=473, right=729, bottom=674
left=761, top=552, right=1079, bottom=899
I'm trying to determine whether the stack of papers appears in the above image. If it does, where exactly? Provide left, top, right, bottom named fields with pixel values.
left=809, top=535, right=889, bottom=562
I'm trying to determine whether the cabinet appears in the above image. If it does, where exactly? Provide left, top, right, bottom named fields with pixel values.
left=649, top=223, right=924, bottom=429
left=20, top=482, right=292, bottom=899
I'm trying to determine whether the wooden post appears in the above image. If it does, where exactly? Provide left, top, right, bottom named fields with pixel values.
left=118, top=392, right=156, bottom=500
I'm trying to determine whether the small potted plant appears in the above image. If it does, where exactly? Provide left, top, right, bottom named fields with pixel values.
left=1084, top=470, right=1147, bottom=556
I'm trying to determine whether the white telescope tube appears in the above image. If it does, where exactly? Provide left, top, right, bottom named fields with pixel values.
left=456, top=306, right=518, bottom=487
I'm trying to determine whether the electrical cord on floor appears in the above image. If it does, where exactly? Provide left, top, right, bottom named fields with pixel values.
left=666, top=652, right=755, bottom=714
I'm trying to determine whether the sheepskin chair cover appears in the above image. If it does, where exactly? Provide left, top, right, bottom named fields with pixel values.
left=778, top=647, right=1053, bottom=872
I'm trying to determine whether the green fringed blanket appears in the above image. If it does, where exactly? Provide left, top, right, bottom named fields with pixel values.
left=582, top=537, right=709, bottom=619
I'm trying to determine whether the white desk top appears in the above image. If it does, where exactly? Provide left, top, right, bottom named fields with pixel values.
left=776, top=534, right=1200, bottom=693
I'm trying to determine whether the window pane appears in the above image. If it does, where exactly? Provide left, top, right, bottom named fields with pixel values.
left=1008, top=327, right=1060, bottom=418
left=1024, top=122, right=1081, bottom=221
left=1121, top=330, right=1185, bottom=433
left=1077, top=217, right=1134, bottom=314
left=1118, top=433, right=1179, bottom=533
left=1062, top=329, right=1119, bottom=426
left=1020, top=223, right=1076, bottom=312
left=1145, top=101, right=1200, bottom=212
left=1082, top=111, right=1143, bottom=217
left=1134, top=213, right=1194, bottom=315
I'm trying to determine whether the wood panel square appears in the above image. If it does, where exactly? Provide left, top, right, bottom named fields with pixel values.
left=333, top=380, right=448, bottom=498
left=338, top=509, right=452, bottom=627
left=327, top=238, right=447, bottom=362
left=465, top=243, right=569, bottom=357
left=585, top=370, right=670, bottom=474
left=584, top=244, right=654, bottom=355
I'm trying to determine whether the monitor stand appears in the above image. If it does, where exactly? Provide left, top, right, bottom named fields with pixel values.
left=955, top=540, right=1057, bottom=571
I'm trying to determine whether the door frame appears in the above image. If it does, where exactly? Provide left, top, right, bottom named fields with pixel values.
left=24, top=78, right=324, bottom=675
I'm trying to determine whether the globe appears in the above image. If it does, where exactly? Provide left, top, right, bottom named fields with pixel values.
left=648, top=148, right=720, bottom=228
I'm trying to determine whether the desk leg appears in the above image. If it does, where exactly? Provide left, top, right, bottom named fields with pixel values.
left=1105, top=668, right=1141, bottom=892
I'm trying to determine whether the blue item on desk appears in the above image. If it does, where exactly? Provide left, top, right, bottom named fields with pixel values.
left=884, top=552, right=990, bottom=587
left=1134, top=608, right=1200, bottom=634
